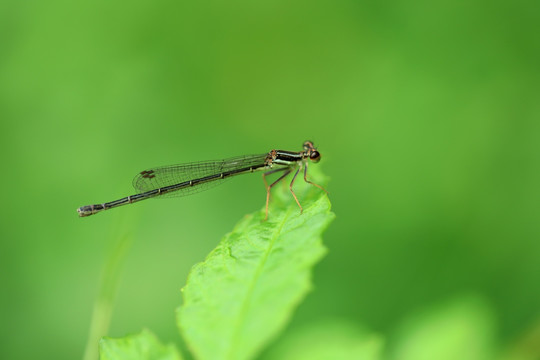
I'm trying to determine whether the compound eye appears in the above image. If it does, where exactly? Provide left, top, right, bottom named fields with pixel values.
left=310, top=150, right=321, bottom=163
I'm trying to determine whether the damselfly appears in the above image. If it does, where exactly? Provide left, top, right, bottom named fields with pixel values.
left=77, top=141, right=326, bottom=219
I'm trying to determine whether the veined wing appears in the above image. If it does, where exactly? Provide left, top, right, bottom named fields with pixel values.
left=132, top=153, right=269, bottom=198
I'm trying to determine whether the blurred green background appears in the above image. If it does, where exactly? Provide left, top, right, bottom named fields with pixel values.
left=1, top=0, right=539, bottom=359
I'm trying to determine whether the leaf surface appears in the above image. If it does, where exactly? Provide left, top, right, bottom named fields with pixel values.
left=177, top=169, right=335, bottom=360
left=99, top=329, right=182, bottom=360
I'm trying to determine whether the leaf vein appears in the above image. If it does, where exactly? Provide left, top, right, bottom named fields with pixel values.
left=227, top=211, right=291, bottom=359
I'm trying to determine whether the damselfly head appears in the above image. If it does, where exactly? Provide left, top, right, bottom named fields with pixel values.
left=303, top=140, right=315, bottom=151
left=303, top=141, right=320, bottom=162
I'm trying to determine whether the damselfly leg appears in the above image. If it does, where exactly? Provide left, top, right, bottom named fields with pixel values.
left=263, top=167, right=291, bottom=220
left=303, top=161, right=328, bottom=194
left=262, top=158, right=326, bottom=220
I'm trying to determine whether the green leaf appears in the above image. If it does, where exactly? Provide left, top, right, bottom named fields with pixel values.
left=176, top=168, right=335, bottom=360
left=390, top=295, right=496, bottom=360
left=99, top=329, right=183, bottom=360
left=261, top=318, right=383, bottom=360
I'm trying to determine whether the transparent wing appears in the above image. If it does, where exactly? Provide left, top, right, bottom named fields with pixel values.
left=132, top=153, right=269, bottom=198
